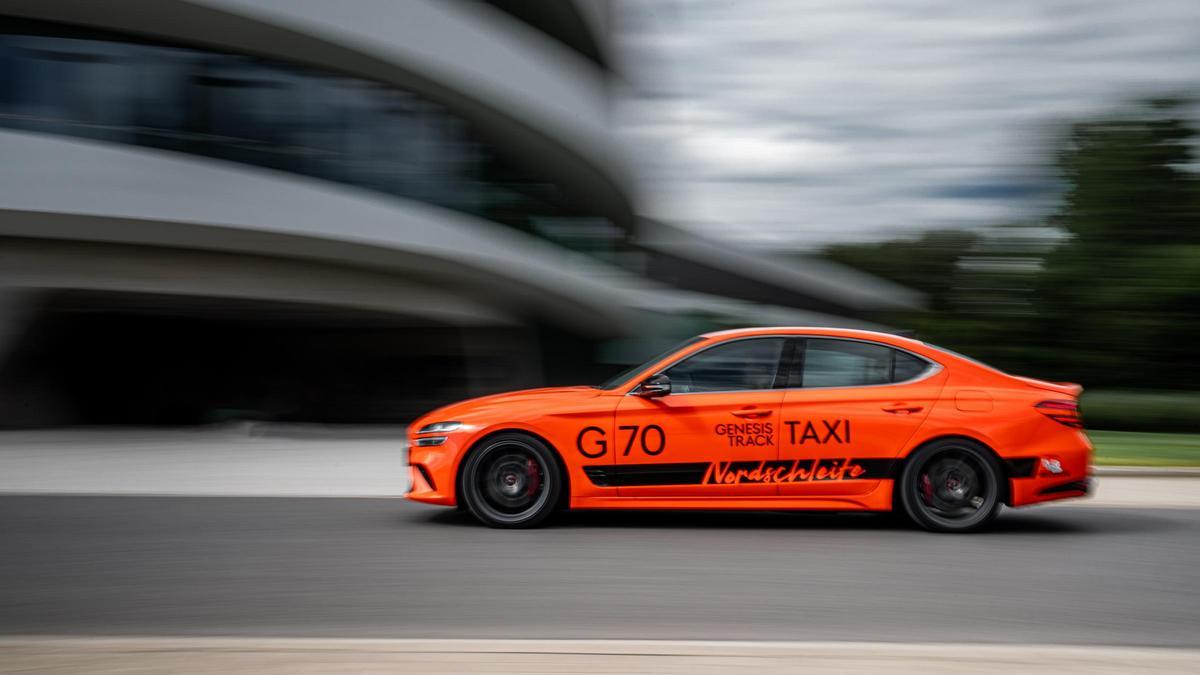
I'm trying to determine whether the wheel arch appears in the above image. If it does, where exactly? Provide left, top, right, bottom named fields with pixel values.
left=454, top=427, right=572, bottom=511
left=895, top=433, right=1013, bottom=506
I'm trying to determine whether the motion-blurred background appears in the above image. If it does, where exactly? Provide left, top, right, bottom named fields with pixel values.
left=0, top=1, right=1196, bottom=464
left=2, top=4, right=1200, bottom=670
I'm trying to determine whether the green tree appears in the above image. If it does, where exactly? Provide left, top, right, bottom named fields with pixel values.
left=1033, top=98, right=1200, bottom=388
left=823, top=230, right=979, bottom=312
left=823, top=98, right=1200, bottom=389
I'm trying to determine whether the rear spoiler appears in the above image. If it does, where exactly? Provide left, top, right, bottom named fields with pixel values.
left=1012, top=376, right=1083, bottom=398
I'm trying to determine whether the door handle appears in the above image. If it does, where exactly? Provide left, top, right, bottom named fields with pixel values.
left=731, top=408, right=773, bottom=418
left=882, top=404, right=923, bottom=414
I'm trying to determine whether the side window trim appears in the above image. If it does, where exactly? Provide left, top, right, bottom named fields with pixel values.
left=784, top=337, right=806, bottom=389
left=629, top=334, right=940, bottom=395
left=772, top=338, right=799, bottom=390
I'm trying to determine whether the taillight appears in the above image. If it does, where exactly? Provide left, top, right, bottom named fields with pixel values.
left=1035, top=399, right=1083, bottom=428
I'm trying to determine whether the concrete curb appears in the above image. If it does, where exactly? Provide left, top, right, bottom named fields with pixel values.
left=1094, top=466, right=1200, bottom=478
left=0, top=637, right=1196, bottom=674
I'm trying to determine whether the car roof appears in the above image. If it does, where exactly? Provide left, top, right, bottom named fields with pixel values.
left=700, top=326, right=919, bottom=347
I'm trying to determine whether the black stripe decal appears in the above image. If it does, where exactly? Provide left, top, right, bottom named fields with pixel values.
left=585, top=459, right=898, bottom=487
left=584, top=463, right=709, bottom=487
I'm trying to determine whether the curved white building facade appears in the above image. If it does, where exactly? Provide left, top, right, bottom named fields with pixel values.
left=0, top=1, right=918, bottom=426
left=0, top=0, right=646, bottom=424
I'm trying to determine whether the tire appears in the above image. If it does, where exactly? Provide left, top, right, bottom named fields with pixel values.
left=459, top=433, right=563, bottom=528
left=898, top=439, right=1003, bottom=533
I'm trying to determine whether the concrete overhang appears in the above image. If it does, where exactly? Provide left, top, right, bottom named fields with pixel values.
left=0, top=131, right=644, bottom=336
left=0, top=239, right=517, bottom=328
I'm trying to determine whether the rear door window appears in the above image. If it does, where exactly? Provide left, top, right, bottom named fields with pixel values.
left=799, top=339, right=931, bottom=388
left=892, top=350, right=931, bottom=383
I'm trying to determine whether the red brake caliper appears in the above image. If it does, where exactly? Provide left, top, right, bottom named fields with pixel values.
left=526, top=458, right=541, bottom=497
left=920, top=473, right=934, bottom=505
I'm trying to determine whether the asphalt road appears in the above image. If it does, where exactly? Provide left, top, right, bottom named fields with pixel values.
left=1, top=496, right=1197, bottom=647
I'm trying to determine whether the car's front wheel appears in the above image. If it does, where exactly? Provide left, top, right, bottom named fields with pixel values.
left=459, top=433, right=563, bottom=528
left=898, top=439, right=1002, bottom=532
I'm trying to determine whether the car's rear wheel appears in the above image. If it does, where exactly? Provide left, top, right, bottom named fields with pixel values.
left=898, top=439, right=1002, bottom=533
left=460, top=433, right=562, bottom=528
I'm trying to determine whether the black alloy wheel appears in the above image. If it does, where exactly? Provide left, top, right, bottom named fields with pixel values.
left=899, top=439, right=1002, bottom=532
left=460, top=433, right=563, bottom=528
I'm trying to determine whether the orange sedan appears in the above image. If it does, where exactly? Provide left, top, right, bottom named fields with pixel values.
left=407, top=327, right=1092, bottom=532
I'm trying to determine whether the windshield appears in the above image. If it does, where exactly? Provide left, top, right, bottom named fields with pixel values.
left=596, top=336, right=707, bottom=390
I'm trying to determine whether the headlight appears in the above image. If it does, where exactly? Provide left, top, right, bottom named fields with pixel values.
left=417, top=421, right=461, bottom=434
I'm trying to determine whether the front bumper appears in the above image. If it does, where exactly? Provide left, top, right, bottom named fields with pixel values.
left=406, top=434, right=464, bottom=506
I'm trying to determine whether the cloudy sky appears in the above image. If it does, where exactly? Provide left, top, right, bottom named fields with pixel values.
left=616, top=0, right=1200, bottom=249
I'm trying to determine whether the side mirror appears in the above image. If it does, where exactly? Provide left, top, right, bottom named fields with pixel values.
left=634, top=373, right=671, bottom=398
